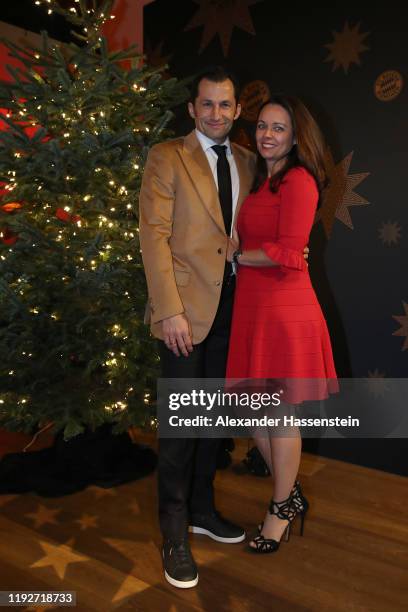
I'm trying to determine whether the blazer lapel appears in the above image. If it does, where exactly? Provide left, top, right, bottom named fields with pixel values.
left=232, top=143, right=253, bottom=226
left=179, top=131, right=226, bottom=233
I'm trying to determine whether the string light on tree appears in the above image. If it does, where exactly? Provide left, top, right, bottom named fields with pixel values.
left=0, top=0, right=187, bottom=439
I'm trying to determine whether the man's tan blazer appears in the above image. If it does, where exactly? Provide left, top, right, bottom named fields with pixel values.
left=139, top=130, right=256, bottom=344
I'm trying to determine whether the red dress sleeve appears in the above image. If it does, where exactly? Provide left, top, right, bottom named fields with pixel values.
left=262, top=167, right=318, bottom=271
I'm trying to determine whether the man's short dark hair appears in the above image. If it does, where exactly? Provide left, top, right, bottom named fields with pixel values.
left=189, top=66, right=240, bottom=104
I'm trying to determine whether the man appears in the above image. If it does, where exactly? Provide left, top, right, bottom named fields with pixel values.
left=139, top=66, right=255, bottom=588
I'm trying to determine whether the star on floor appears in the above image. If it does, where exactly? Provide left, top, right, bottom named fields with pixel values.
left=30, top=538, right=90, bottom=579
left=25, top=504, right=61, bottom=529
left=315, top=150, right=370, bottom=238
left=378, top=221, right=402, bottom=245
left=0, top=494, right=17, bottom=507
left=103, top=538, right=158, bottom=602
left=228, top=595, right=252, bottom=611
left=88, top=485, right=117, bottom=498
left=128, top=501, right=140, bottom=515
left=184, top=0, right=262, bottom=56
left=75, top=513, right=98, bottom=531
left=24, top=606, right=59, bottom=612
left=324, top=21, right=370, bottom=74
left=392, top=302, right=408, bottom=351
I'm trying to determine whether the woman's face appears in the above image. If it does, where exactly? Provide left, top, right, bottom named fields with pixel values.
left=255, top=103, right=295, bottom=171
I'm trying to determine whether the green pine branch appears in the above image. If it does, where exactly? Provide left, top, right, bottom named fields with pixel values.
left=0, top=0, right=188, bottom=439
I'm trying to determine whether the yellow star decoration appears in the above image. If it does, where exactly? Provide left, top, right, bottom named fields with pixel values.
left=184, top=0, right=262, bottom=56
left=30, top=538, right=90, bottom=579
left=379, top=221, right=402, bottom=245
left=76, top=513, right=98, bottom=530
left=324, top=22, right=369, bottom=74
left=393, top=302, right=408, bottom=351
left=315, top=150, right=370, bottom=238
left=25, top=504, right=60, bottom=529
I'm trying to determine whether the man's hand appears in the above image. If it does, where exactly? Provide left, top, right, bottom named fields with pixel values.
left=227, top=227, right=240, bottom=262
left=162, top=314, right=193, bottom=357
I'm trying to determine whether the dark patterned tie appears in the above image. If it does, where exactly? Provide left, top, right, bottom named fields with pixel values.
left=212, top=144, right=232, bottom=236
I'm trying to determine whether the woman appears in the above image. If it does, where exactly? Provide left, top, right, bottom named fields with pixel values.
left=226, top=95, right=338, bottom=553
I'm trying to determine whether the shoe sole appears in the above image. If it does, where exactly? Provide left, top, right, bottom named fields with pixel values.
left=164, top=570, right=198, bottom=589
left=189, top=526, right=246, bottom=543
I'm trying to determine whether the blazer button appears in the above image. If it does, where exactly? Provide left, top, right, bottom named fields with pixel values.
left=217, top=248, right=222, bottom=254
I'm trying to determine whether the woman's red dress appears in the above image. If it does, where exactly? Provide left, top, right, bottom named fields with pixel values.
left=226, top=166, right=338, bottom=403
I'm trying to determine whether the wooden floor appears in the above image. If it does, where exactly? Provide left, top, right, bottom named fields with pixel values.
left=0, top=432, right=407, bottom=611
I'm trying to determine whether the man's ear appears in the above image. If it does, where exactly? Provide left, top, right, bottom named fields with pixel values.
left=234, top=103, right=242, bottom=120
left=188, top=102, right=196, bottom=119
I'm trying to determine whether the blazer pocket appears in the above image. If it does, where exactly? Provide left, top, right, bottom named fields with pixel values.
left=174, top=269, right=190, bottom=287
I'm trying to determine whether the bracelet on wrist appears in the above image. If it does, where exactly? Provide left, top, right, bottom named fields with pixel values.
left=232, top=249, right=242, bottom=265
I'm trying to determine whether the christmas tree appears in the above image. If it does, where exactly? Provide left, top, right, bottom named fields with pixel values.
left=0, top=0, right=188, bottom=439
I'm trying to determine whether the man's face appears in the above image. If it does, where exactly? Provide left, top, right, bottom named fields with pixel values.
left=188, top=78, right=241, bottom=144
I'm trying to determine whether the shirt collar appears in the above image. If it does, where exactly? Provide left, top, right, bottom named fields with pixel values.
left=195, top=129, right=232, bottom=155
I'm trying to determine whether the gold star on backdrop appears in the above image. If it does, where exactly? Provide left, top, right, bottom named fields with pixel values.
left=315, top=150, right=370, bottom=238
left=184, top=0, right=262, bottom=56
left=393, top=302, right=408, bottom=351
left=366, top=369, right=390, bottom=397
left=232, top=128, right=254, bottom=151
left=379, top=221, right=402, bottom=245
left=76, top=513, right=98, bottom=531
left=25, top=504, right=61, bottom=529
left=324, top=22, right=369, bottom=74
left=30, top=538, right=90, bottom=579
left=144, top=39, right=172, bottom=68
left=367, top=368, right=386, bottom=378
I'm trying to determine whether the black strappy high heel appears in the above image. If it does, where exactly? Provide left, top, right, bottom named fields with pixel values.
left=250, top=495, right=297, bottom=554
left=291, top=480, right=309, bottom=536
left=257, top=480, right=309, bottom=536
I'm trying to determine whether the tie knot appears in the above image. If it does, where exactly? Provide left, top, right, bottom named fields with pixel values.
left=212, top=144, right=228, bottom=158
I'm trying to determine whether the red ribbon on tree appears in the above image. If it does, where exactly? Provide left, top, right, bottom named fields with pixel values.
left=1, top=201, right=22, bottom=245
left=55, top=208, right=81, bottom=224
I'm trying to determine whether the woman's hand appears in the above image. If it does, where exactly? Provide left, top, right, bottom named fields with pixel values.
left=227, top=227, right=240, bottom=262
